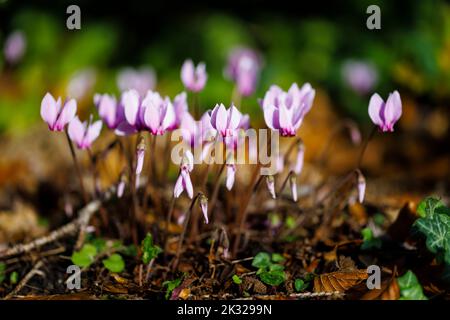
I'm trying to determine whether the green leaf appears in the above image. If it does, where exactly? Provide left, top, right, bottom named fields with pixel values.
left=397, top=270, right=427, bottom=300
left=259, top=270, right=285, bottom=286
left=163, top=278, right=182, bottom=300
left=294, top=278, right=308, bottom=292
left=373, top=213, right=385, bottom=226
left=285, top=215, right=296, bottom=229
left=102, top=254, right=125, bottom=273
left=71, top=244, right=98, bottom=268
left=271, top=253, right=285, bottom=263
left=141, top=233, right=162, bottom=264
left=89, top=237, right=107, bottom=253
left=10, top=271, right=18, bottom=284
left=252, top=252, right=271, bottom=269
left=122, top=244, right=138, bottom=257
left=232, top=274, right=242, bottom=284
left=269, top=264, right=285, bottom=272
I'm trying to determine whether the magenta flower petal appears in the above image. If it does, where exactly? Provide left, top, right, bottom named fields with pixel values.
left=122, top=89, right=140, bottom=126
left=182, top=170, right=194, bottom=199
left=174, top=173, right=184, bottom=198
left=226, top=164, right=236, bottom=190
left=181, top=59, right=207, bottom=92
left=368, top=93, right=384, bottom=128
left=68, top=116, right=85, bottom=147
left=357, top=171, right=366, bottom=203
left=40, top=93, right=59, bottom=129
left=85, top=120, right=102, bottom=146
left=55, top=99, right=77, bottom=131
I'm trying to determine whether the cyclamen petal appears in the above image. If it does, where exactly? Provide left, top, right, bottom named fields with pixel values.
left=117, top=180, right=125, bottom=198
left=40, top=93, right=59, bottom=129
left=182, top=170, right=194, bottom=199
left=199, top=194, right=209, bottom=224
left=226, top=164, right=236, bottom=190
left=174, top=174, right=184, bottom=198
left=122, top=89, right=140, bottom=126
left=266, top=175, right=276, bottom=199
left=68, top=116, right=85, bottom=147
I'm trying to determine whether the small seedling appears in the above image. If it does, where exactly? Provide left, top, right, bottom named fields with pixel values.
left=163, top=277, right=182, bottom=300
left=102, top=254, right=125, bottom=273
left=294, top=278, right=308, bottom=292
left=71, top=244, right=97, bottom=268
left=141, top=233, right=162, bottom=264
left=232, top=274, right=242, bottom=285
left=252, top=252, right=286, bottom=286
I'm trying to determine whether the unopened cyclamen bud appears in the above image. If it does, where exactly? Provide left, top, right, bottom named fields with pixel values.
left=199, top=193, right=209, bottom=224
left=289, top=174, right=298, bottom=202
left=136, top=135, right=146, bottom=175
left=346, top=121, right=362, bottom=145
left=117, top=170, right=128, bottom=198
left=356, top=170, right=366, bottom=203
left=266, top=175, right=276, bottom=199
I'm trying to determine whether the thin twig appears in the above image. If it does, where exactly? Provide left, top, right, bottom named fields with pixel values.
left=5, top=260, right=45, bottom=299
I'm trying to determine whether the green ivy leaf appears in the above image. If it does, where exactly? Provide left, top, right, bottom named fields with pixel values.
left=122, top=244, right=138, bottom=257
left=416, top=197, right=450, bottom=218
left=252, top=252, right=271, bottom=269
left=415, top=211, right=450, bottom=255
left=102, top=254, right=125, bottom=273
left=141, top=233, right=162, bottom=264
left=163, top=278, right=182, bottom=300
left=397, top=270, right=427, bottom=300
left=294, top=278, right=308, bottom=292
left=71, top=244, right=97, bottom=268
left=232, top=274, right=242, bottom=284
left=259, top=270, right=285, bottom=286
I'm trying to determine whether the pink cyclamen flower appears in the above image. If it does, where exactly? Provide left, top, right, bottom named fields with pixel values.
left=210, top=103, right=242, bottom=138
left=225, top=47, right=262, bottom=97
left=199, top=194, right=209, bottom=224
left=262, top=83, right=315, bottom=136
left=142, top=91, right=176, bottom=135
left=174, top=150, right=194, bottom=199
left=117, top=67, right=156, bottom=97
left=67, top=69, right=97, bottom=100
left=40, top=93, right=77, bottom=131
left=226, top=164, right=236, bottom=191
left=342, top=60, right=378, bottom=95
left=94, top=94, right=125, bottom=130
left=68, top=116, right=102, bottom=149
left=170, top=91, right=189, bottom=130
left=4, top=31, right=26, bottom=64
left=181, top=59, right=207, bottom=92
left=266, top=175, right=276, bottom=199
left=368, top=91, right=402, bottom=132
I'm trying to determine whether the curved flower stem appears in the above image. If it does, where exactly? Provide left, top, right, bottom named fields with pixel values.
left=161, top=133, right=171, bottom=185
left=64, top=129, right=88, bottom=204
left=172, top=192, right=203, bottom=271
left=277, top=170, right=295, bottom=195
left=231, top=164, right=263, bottom=257
left=231, top=85, right=242, bottom=109
left=280, top=137, right=303, bottom=174
left=163, top=194, right=176, bottom=258
left=357, top=125, right=377, bottom=168
left=86, top=148, right=100, bottom=197
left=208, top=162, right=227, bottom=216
